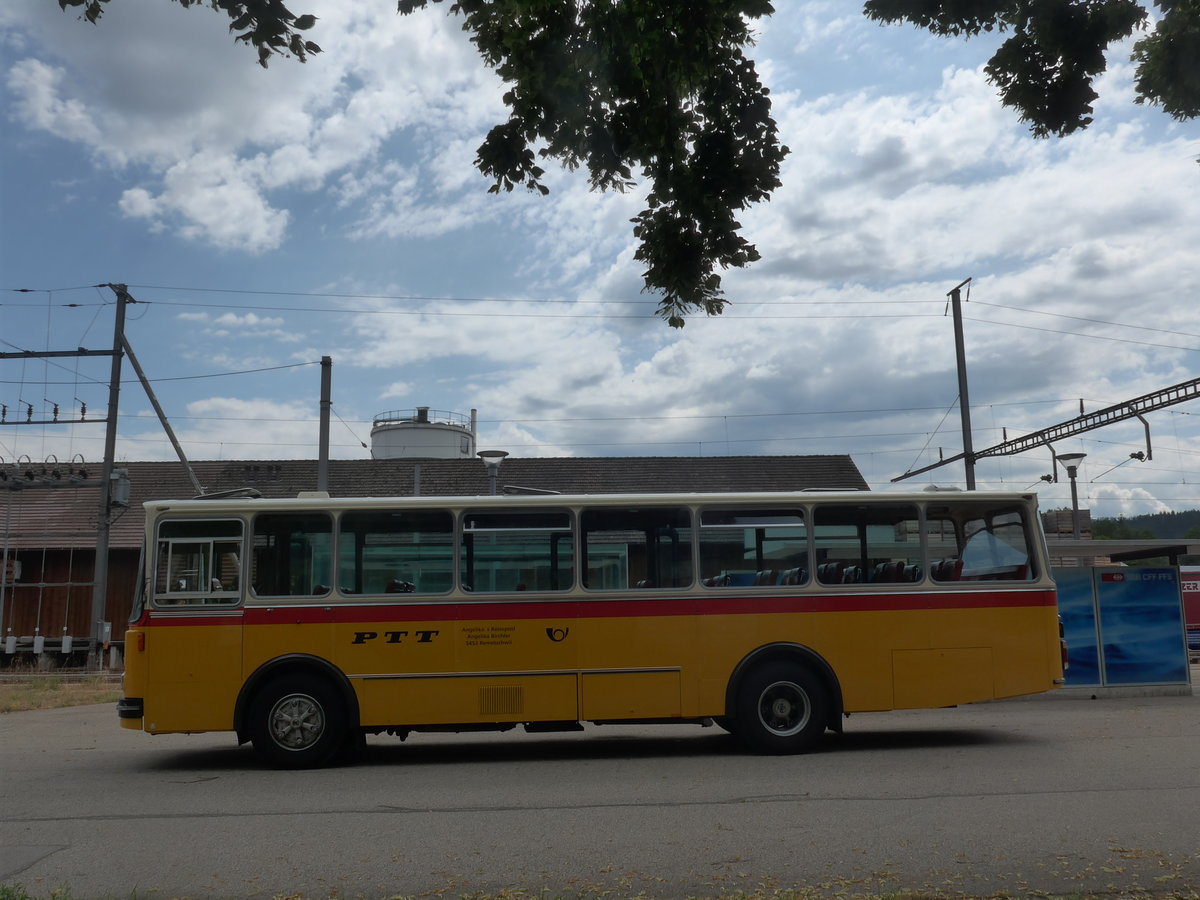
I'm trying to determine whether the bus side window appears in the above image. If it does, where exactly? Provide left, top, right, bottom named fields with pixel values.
left=153, top=519, right=244, bottom=607
left=926, top=502, right=1034, bottom=582
left=251, top=512, right=333, bottom=597
left=582, top=506, right=693, bottom=590
left=812, top=504, right=921, bottom=586
left=338, top=509, right=453, bottom=595
left=459, top=508, right=574, bottom=593
left=698, top=507, right=806, bottom=589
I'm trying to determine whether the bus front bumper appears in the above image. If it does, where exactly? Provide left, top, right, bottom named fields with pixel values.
left=117, top=697, right=144, bottom=719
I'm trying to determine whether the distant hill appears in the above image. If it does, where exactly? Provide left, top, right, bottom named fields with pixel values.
left=1093, top=509, right=1200, bottom=540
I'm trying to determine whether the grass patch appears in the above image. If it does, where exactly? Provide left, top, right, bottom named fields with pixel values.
left=0, top=675, right=121, bottom=713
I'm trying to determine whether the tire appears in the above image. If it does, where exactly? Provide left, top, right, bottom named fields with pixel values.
left=734, top=662, right=829, bottom=755
left=248, top=674, right=348, bottom=769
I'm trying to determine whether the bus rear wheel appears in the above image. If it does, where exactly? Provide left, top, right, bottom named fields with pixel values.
left=248, top=674, right=347, bottom=769
left=734, top=662, right=829, bottom=754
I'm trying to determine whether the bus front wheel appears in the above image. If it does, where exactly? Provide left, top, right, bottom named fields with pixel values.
left=734, top=663, right=829, bottom=754
left=248, top=674, right=348, bottom=769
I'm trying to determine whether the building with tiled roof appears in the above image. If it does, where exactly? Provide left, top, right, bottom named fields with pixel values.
left=1, top=454, right=867, bottom=660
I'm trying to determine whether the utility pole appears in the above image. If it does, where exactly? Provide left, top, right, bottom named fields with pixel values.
left=948, top=278, right=976, bottom=490
left=318, top=356, right=331, bottom=492
left=87, top=284, right=129, bottom=669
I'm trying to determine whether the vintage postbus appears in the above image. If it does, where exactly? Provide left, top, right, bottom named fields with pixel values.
left=118, top=489, right=1065, bottom=766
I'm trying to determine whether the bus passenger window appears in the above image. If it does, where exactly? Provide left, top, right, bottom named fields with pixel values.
left=698, top=508, right=807, bottom=588
left=460, top=508, right=573, bottom=593
left=926, top=502, right=1035, bottom=582
left=812, top=504, right=921, bottom=585
left=251, top=512, right=333, bottom=597
left=581, top=507, right=693, bottom=590
left=338, top=509, right=452, bottom=595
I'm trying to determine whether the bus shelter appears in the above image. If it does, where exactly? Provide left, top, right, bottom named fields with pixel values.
left=1048, top=540, right=1197, bottom=689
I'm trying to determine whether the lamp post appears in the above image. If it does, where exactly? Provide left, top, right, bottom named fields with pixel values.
left=1058, top=452, right=1087, bottom=540
left=477, top=449, right=508, bottom=495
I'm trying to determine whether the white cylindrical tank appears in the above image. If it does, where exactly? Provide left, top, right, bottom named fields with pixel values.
left=370, top=407, right=476, bottom=459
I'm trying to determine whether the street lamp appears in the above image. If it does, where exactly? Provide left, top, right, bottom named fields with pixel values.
left=477, top=449, right=508, bottom=495
left=1058, top=452, right=1087, bottom=540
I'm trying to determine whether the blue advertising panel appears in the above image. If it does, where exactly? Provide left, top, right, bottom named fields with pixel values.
left=1094, top=568, right=1189, bottom=685
left=1054, top=568, right=1102, bottom=686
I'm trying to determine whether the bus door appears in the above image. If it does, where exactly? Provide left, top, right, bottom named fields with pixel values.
left=452, top=508, right=579, bottom=724
left=244, top=511, right=335, bottom=682
left=329, top=508, right=457, bottom=726
left=144, top=517, right=245, bottom=732
left=578, top=506, right=695, bottom=719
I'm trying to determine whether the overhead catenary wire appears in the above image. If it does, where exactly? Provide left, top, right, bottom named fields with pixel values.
left=4, top=286, right=1199, bottom=506
left=5, top=285, right=1199, bottom=350
left=10, top=284, right=1200, bottom=335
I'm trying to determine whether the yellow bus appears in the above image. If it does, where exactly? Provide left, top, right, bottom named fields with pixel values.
left=118, top=489, right=1065, bottom=767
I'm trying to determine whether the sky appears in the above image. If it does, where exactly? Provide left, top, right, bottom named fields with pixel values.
left=1, top=0, right=1198, bottom=519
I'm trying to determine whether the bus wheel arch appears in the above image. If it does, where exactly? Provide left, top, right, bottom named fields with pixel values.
left=726, top=644, right=843, bottom=752
left=236, top=655, right=359, bottom=767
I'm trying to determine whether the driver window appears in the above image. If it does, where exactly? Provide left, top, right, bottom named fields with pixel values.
left=153, top=519, right=244, bottom=606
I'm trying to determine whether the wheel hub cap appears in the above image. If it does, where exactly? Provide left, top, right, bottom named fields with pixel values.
left=269, top=694, right=324, bottom=750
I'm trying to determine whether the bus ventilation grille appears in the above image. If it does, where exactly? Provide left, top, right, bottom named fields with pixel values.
left=479, top=686, right=523, bottom=715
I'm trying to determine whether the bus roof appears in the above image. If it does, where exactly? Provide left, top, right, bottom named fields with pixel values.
left=144, top=489, right=1040, bottom=512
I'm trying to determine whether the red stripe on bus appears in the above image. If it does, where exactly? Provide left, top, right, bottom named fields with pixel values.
left=142, top=590, right=1056, bottom=626
left=145, top=613, right=244, bottom=626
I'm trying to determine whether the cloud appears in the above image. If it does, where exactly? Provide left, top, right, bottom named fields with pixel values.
left=379, top=382, right=413, bottom=401
left=119, top=396, right=328, bottom=460
left=1086, top=484, right=1174, bottom=518
left=4, top=0, right=504, bottom=251
left=6, top=58, right=104, bottom=147
left=5, top=1, right=1199, bottom=518
left=118, top=153, right=291, bottom=252
left=211, top=312, right=285, bottom=330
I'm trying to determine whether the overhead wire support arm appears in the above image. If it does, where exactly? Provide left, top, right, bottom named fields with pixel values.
left=892, top=374, right=1200, bottom=483
left=970, top=376, right=1200, bottom=460
left=0, top=349, right=114, bottom=359
left=120, top=334, right=204, bottom=496
left=0, top=418, right=106, bottom=427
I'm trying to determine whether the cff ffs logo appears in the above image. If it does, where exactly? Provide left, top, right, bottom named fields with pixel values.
left=546, top=627, right=569, bottom=642
left=1102, top=571, right=1176, bottom=583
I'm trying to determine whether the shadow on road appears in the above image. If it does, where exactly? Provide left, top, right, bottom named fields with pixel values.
left=140, top=720, right=1030, bottom=773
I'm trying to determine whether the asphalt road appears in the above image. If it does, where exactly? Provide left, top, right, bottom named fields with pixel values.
left=2, top=693, right=1199, bottom=899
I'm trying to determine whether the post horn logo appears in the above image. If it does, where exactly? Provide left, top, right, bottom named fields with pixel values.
left=546, top=627, right=569, bottom=642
